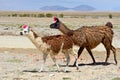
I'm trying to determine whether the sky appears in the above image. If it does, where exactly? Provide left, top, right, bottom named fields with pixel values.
left=0, top=0, right=120, bottom=11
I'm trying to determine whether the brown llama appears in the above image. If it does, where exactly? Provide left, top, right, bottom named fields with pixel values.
left=50, top=17, right=117, bottom=66
left=20, top=28, right=78, bottom=72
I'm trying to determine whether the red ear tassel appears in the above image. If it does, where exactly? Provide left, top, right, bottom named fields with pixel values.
left=53, top=16, right=57, bottom=21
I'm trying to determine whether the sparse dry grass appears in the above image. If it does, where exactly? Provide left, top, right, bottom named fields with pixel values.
left=0, top=11, right=120, bottom=29
left=0, top=17, right=120, bottom=29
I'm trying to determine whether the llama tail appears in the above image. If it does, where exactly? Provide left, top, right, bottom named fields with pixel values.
left=105, top=22, right=113, bottom=28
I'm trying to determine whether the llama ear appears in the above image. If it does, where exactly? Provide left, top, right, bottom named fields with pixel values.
left=53, top=16, right=59, bottom=22
left=53, top=16, right=57, bottom=21
left=29, top=27, right=32, bottom=31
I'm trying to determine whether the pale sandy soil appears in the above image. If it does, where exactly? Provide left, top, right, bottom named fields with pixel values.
left=0, top=48, right=120, bottom=80
left=0, top=27, right=119, bottom=80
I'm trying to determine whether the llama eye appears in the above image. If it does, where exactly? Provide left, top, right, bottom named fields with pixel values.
left=55, top=23, right=58, bottom=26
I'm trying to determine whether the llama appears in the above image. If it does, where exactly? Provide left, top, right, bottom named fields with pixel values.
left=50, top=17, right=117, bottom=65
left=20, top=28, right=78, bottom=72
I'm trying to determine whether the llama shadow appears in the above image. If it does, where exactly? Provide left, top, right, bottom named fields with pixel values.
left=22, top=69, right=71, bottom=73
left=78, top=62, right=111, bottom=66
left=67, top=62, right=111, bottom=67
left=23, top=70, right=38, bottom=73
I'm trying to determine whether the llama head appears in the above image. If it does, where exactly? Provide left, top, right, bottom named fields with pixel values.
left=50, top=16, right=60, bottom=29
left=105, top=22, right=113, bottom=28
left=19, top=26, right=32, bottom=36
left=20, top=25, right=30, bottom=35
left=20, top=26, right=38, bottom=40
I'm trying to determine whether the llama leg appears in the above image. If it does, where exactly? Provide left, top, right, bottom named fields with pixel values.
left=111, top=45, right=117, bottom=65
left=39, top=53, right=47, bottom=72
left=102, top=38, right=114, bottom=65
left=50, top=53, right=60, bottom=71
left=72, top=49, right=79, bottom=70
left=73, top=47, right=84, bottom=66
left=64, top=53, right=70, bottom=72
left=86, top=47, right=96, bottom=64
left=105, top=49, right=110, bottom=65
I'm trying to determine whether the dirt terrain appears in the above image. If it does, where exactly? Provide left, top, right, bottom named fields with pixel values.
left=0, top=30, right=119, bottom=80
left=0, top=17, right=120, bottom=80
left=0, top=47, right=120, bottom=80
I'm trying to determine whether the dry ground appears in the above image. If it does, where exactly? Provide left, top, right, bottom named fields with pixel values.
left=0, top=17, right=120, bottom=80
left=0, top=48, right=120, bottom=80
left=0, top=34, right=119, bottom=80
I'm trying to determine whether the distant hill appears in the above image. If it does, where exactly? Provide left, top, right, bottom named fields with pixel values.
left=40, top=5, right=96, bottom=11
left=72, top=5, right=95, bottom=11
left=40, top=5, right=69, bottom=11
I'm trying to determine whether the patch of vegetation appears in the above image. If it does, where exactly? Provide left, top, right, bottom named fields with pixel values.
left=46, top=13, right=53, bottom=18
left=59, top=14, right=64, bottom=18
left=22, top=14, right=31, bottom=17
left=0, top=12, right=64, bottom=18
left=63, top=77, right=72, bottom=80
left=7, top=58, right=23, bottom=63
left=112, top=77, right=120, bottom=80
left=38, top=13, right=45, bottom=17
left=109, top=14, right=112, bottom=19
left=31, top=14, right=37, bottom=17
left=12, top=14, right=18, bottom=17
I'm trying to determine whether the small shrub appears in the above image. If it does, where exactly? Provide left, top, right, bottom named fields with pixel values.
left=12, top=14, right=17, bottom=17
left=8, top=14, right=11, bottom=17
left=38, top=13, right=45, bottom=17
left=109, top=14, right=112, bottom=19
left=22, top=14, right=30, bottom=17
left=63, top=77, right=71, bottom=80
left=59, top=14, right=64, bottom=18
left=46, top=13, right=53, bottom=18
left=31, top=14, right=37, bottom=17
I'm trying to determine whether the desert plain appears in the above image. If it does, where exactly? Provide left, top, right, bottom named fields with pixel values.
left=0, top=12, right=120, bottom=80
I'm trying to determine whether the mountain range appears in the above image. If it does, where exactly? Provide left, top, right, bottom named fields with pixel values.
left=40, top=5, right=96, bottom=11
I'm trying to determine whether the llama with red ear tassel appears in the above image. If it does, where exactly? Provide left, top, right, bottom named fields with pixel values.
left=20, top=27, right=78, bottom=72
left=50, top=16, right=117, bottom=66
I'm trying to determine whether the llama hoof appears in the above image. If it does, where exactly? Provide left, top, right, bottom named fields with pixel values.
left=115, top=63, right=117, bottom=65
left=92, top=62, right=96, bottom=65
left=72, top=64, right=76, bottom=67
left=38, top=69, right=44, bottom=72
left=56, top=69, right=60, bottom=72
left=38, top=70, right=42, bottom=72
left=115, top=61, right=117, bottom=65
left=64, top=70, right=70, bottom=73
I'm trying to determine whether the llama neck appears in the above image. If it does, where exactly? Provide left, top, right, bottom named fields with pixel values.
left=27, top=30, right=40, bottom=48
left=59, top=22, right=72, bottom=34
